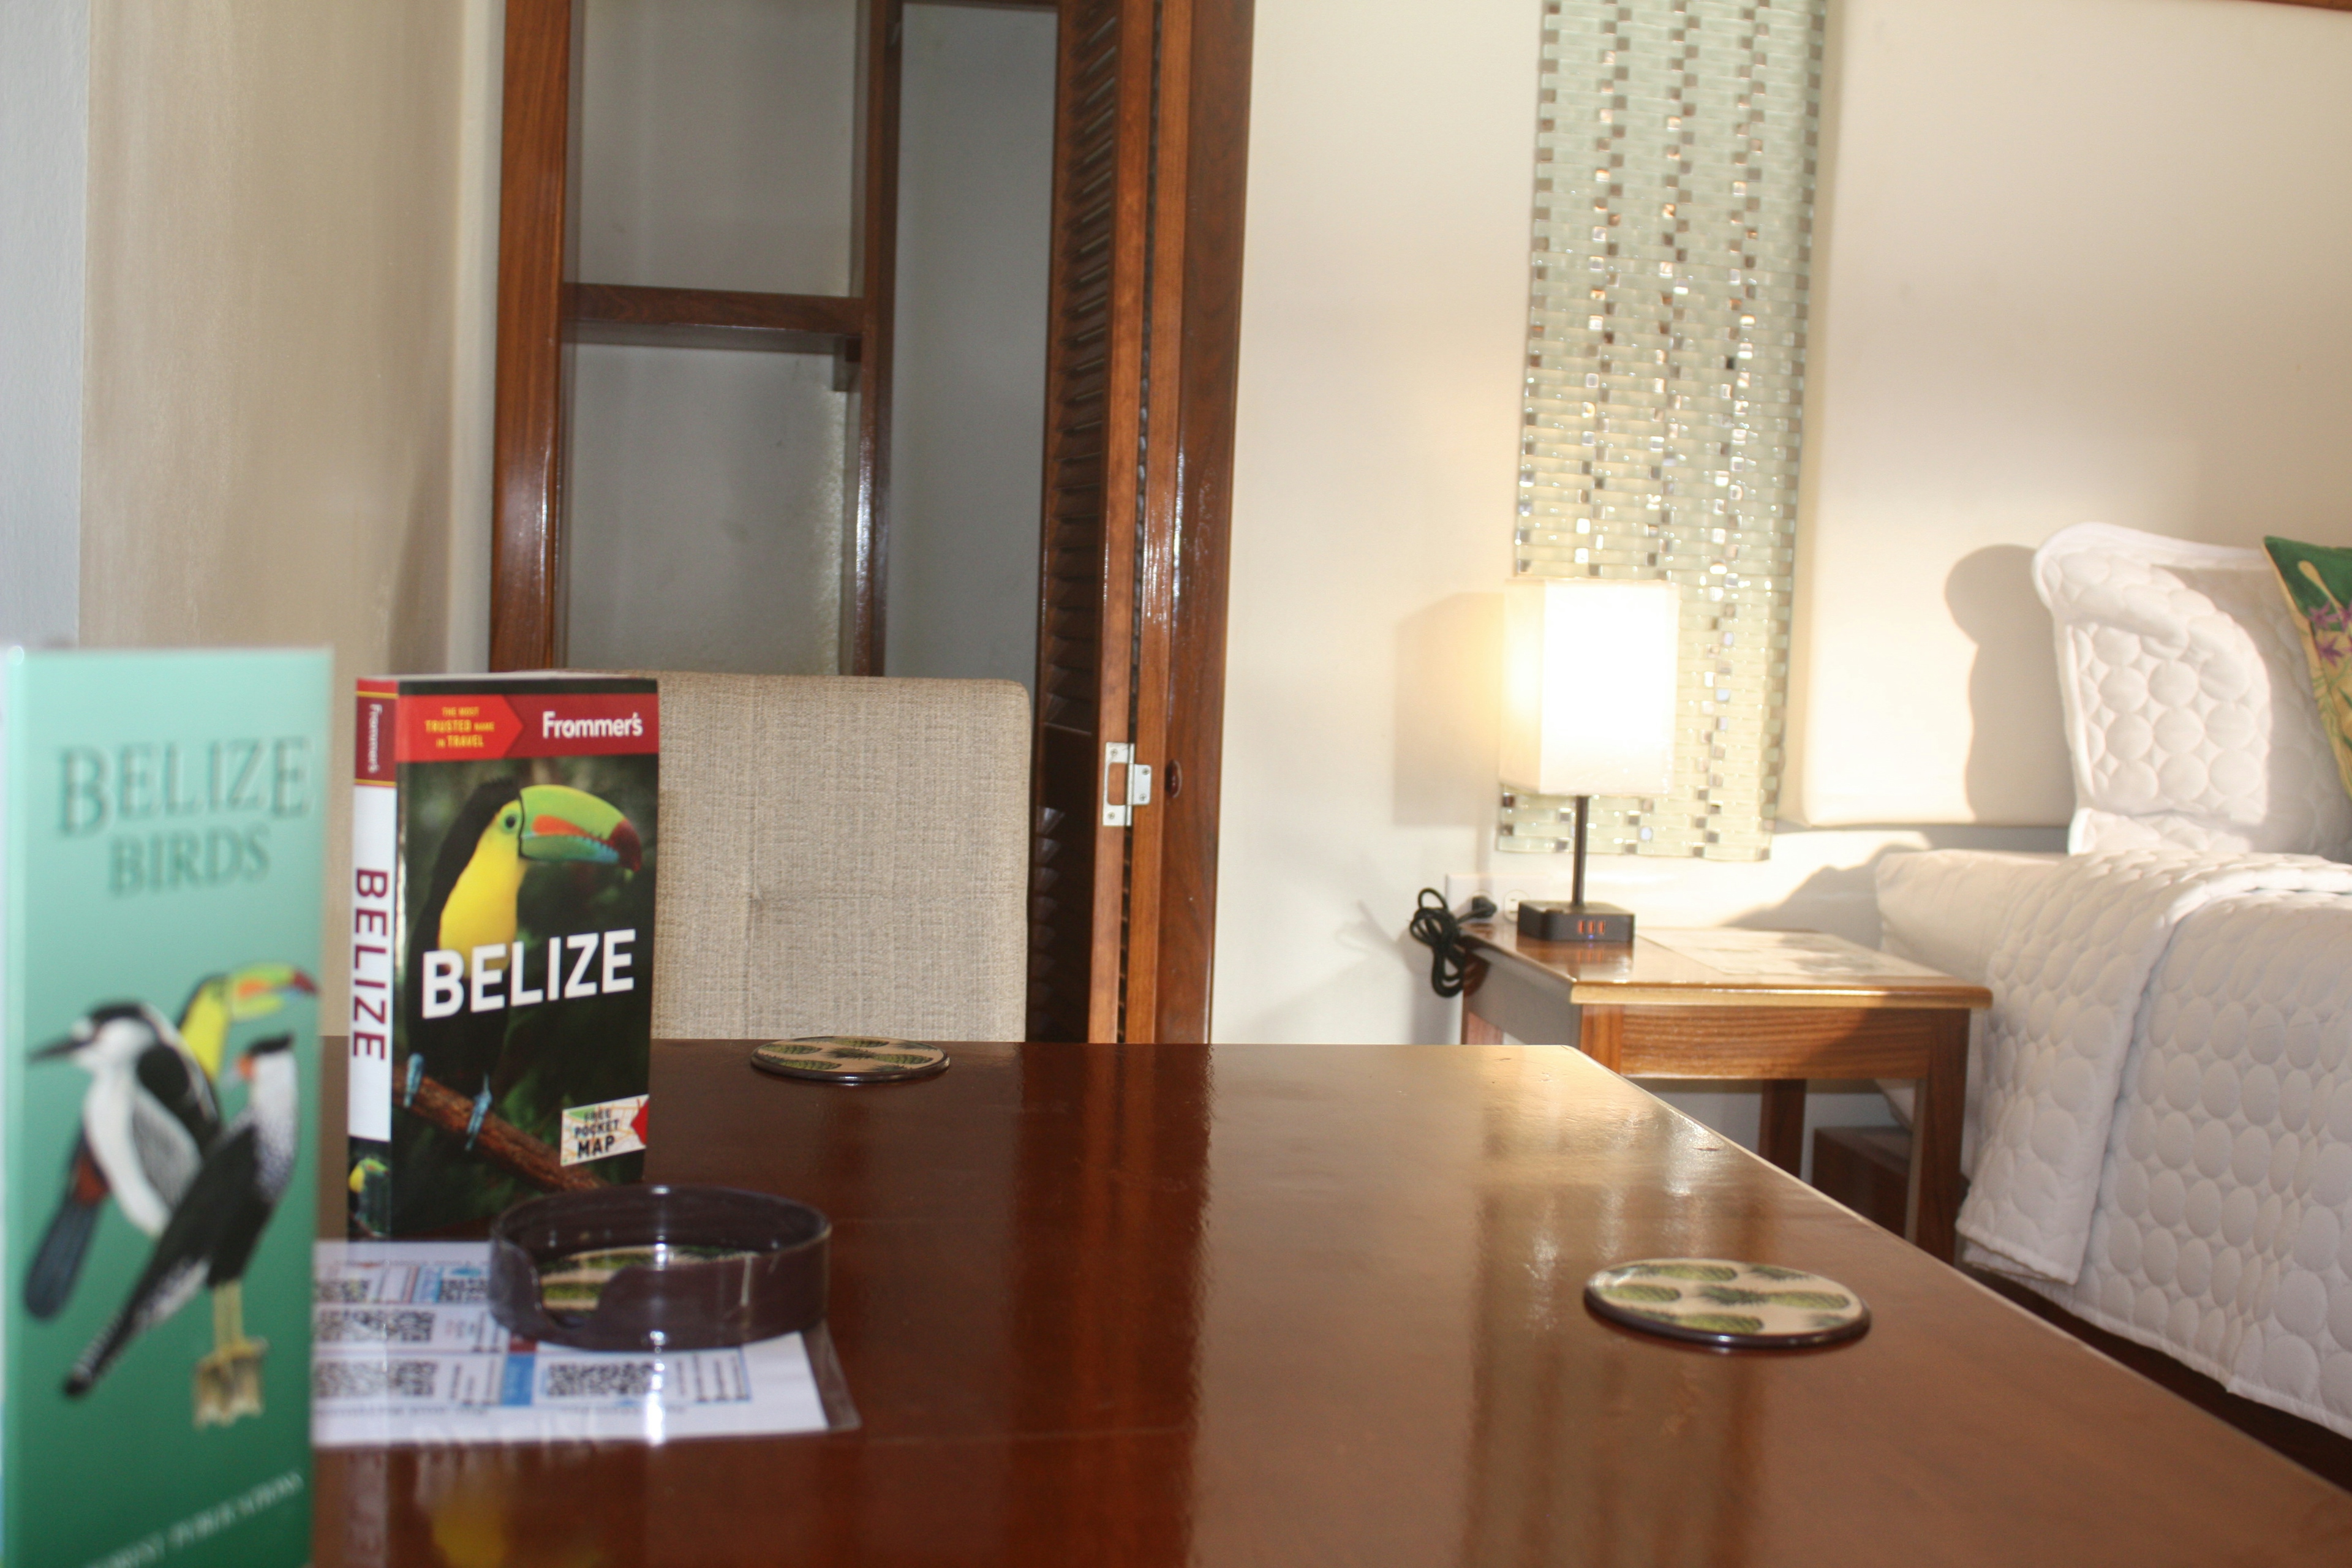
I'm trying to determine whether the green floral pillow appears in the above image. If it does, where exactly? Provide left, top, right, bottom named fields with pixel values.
left=2263, top=535, right=2352, bottom=801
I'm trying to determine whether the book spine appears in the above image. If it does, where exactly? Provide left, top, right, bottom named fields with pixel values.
left=349, top=683, right=398, bottom=1235
left=1, top=660, right=12, bottom=1536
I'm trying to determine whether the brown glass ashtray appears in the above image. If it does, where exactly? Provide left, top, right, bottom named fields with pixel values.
left=488, top=1184, right=830, bottom=1351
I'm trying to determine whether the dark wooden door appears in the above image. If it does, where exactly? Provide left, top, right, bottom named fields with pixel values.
left=1026, top=0, right=1251, bottom=1045
left=1025, top=0, right=1148, bottom=1046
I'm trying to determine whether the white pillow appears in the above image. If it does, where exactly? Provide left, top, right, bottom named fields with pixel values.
left=2032, top=522, right=2351, bottom=858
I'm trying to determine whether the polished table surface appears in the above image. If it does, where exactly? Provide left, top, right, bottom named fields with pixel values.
left=317, top=1041, right=2352, bottom=1566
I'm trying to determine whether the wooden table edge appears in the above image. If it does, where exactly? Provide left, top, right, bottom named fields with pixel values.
left=1572, top=984, right=1988, bottom=1009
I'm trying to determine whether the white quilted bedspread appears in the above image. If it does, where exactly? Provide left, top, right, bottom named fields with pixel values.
left=1953, top=848, right=2352, bottom=1435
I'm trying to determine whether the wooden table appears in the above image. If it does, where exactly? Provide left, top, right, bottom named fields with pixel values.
left=1455, top=925, right=1988, bottom=1261
left=312, top=1040, right=2352, bottom=1566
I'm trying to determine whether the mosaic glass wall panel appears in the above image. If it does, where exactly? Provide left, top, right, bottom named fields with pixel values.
left=1501, top=0, right=1822, bottom=863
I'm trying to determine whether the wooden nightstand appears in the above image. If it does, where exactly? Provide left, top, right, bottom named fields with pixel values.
left=1455, top=924, right=1989, bottom=1262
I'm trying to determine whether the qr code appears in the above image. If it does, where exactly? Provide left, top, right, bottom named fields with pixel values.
left=543, top=1362, right=655, bottom=1400
left=316, top=1308, right=435, bottom=1344
left=430, top=1274, right=488, bottom=1304
left=314, top=1278, right=374, bottom=1303
left=312, top=1360, right=437, bottom=1400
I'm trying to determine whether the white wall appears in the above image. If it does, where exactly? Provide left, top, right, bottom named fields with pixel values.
left=0, top=0, right=89, bottom=650
left=75, top=0, right=483, bottom=1023
left=1793, top=0, right=2352, bottom=826
left=1189, top=0, right=1984, bottom=1172
left=78, top=0, right=478, bottom=679
left=1215, top=0, right=2351, bottom=1068
left=444, top=0, right=503, bottom=677
left=1216, top=0, right=1540, bottom=1047
left=1212, top=0, right=1985, bottom=1066
left=886, top=3, right=1056, bottom=690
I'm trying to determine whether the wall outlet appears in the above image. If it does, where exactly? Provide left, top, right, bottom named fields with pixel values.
left=1444, top=871, right=1577, bottom=921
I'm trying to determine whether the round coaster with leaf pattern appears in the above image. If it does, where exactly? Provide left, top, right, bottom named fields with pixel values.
left=750, top=1036, right=950, bottom=1085
left=1584, top=1258, right=1869, bottom=1349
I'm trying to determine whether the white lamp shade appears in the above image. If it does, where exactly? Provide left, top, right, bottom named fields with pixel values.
left=1500, top=576, right=1679, bottom=797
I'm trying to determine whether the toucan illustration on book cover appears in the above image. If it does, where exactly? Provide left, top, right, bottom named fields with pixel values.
left=4, top=647, right=325, bottom=1568
left=350, top=675, right=658, bottom=1237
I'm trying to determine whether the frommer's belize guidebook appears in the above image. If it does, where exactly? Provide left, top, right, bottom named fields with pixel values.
left=349, top=676, right=658, bottom=1238
left=2, top=647, right=326, bottom=1568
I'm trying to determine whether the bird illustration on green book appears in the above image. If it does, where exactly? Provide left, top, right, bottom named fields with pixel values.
left=176, top=964, right=315, bottom=1080
left=23, top=966, right=314, bottom=1321
left=400, top=780, right=641, bottom=1147
left=65, top=1035, right=300, bottom=1426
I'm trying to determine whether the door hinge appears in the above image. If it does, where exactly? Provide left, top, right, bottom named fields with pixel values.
left=1102, top=742, right=1152, bottom=826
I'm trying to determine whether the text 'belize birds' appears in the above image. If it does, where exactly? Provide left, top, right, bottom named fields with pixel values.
left=0, top=647, right=328, bottom=1567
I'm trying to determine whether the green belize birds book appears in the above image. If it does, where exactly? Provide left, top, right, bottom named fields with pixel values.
left=348, top=675, right=657, bottom=1238
left=2, top=647, right=326, bottom=1568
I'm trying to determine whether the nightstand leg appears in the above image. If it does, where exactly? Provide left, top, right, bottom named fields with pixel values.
left=1907, top=1011, right=1967, bottom=1264
left=1459, top=959, right=1505, bottom=1044
left=1758, top=1080, right=1807, bottom=1175
left=1577, top=1006, right=1623, bottom=1070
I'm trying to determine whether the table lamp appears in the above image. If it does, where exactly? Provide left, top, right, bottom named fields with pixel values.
left=1500, top=576, right=1679, bottom=943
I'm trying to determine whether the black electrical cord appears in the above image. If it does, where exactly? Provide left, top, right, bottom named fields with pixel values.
left=1408, top=888, right=1497, bottom=998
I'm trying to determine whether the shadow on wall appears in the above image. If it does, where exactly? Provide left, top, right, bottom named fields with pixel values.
left=1394, top=592, right=1502, bottom=827
left=1713, top=846, right=1935, bottom=947
left=1378, top=900, right=1459, bottom=1045
left=1689, top=827, right=2065, bottom=943
left=1947, top=545, right=2067, bottom=823
left=1447, top=823, right=2069, bottom=960
left=1719, top=859, right=1887, bottom=942
left=389, top=485, right=452, bottom=673
left=1236, top=897, right=1459, bottom=1044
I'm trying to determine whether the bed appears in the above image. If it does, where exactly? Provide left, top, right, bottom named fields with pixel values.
left=1873, top=524, right=2352, bottom=1441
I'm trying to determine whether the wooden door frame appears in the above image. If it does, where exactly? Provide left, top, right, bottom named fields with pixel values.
left=1029, top=0, right=1251, bottom=1046
left=1106, top=0, right=1250, bottom=1044
left=842, top=0, right=903, bottom=676
left=489, top=0, right=579, bottom=673
left=1135, top=0, right=1250, bottom=1045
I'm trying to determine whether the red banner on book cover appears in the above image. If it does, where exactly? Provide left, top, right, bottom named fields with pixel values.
left=356, top=680, right=398, bottom=782
left=394, top=692, right=658, bottom=763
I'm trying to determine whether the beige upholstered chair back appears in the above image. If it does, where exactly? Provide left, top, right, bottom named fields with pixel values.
left=638, top=673, right=1030, bottom=1042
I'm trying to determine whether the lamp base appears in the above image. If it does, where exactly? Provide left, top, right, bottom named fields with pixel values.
left=1517, top=900, right=1635, bottom=944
